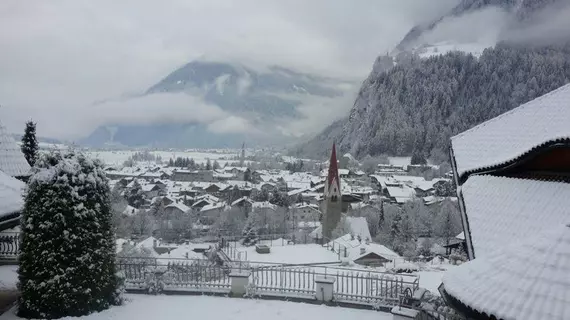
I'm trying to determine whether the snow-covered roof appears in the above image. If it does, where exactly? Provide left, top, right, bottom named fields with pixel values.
left=195, top=194, right=219, bottom=203
left=201, top=202, right=228, bottom=212
left=141, top=184, right=159, bottom=192
left=287, top=188, right=308, bottom=196
left=386, top=185, right=415, bottom=198
left=345, top=217, right=372, bottom=240
left=165, top=202, right=190, bottom=213
left=443, top=224, right=570, bottom=320
left=162, top=244, right=208, bottom=260
left=0, top=123, right=31, bottom=177
left=252, top=201, right=277, bottom=210
left=451, top=83, right=570, bottom=179
left=332, top=234, right=400, bottom=261
left=230, top=196, right=253, bottom=206
left=0, top=170, right=25, bottom=218
left=461, top=175, right=570, bottom=258
left=338, top=169, right=350, bottom=176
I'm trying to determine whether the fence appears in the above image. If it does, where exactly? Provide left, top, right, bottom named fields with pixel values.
left=0, top=232, right=19, bottom=259
left=117, top=258, right=231, bottom=293
left=250, top=265, right=419, bottom=306
left=117, top=257, right=419, bottom=309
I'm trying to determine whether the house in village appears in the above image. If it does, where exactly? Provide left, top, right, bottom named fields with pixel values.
left=164, top=202, right=191, bottom=216
left=222, top=166, right=250, bottom=181
left=191, top=194, right=220, bottom=210
left=141, top=184, right=163, bottom=198
left=291, top=203, right=321, bottom=224
left=439, top=83, right=570, bottom=319
left=231, top=196, right=254, bottom=217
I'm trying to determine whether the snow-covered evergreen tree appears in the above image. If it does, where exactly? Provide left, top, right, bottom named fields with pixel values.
left=126, top=180, right=145, bottom=209
left=18, top=151, right=120, bottom=318
left=21, top=120, right=38, bottom=167
left=241, top=218, right=259, bottom=247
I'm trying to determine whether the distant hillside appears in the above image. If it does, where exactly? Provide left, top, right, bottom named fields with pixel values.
left=82, top=61, right=351, bottom=148
left=147, top=62, right=344, bottom=120
left=294, top=43, right=570, bottom=161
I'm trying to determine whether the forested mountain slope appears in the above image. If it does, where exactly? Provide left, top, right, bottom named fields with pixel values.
left=294, top=43, right=570, bottom=161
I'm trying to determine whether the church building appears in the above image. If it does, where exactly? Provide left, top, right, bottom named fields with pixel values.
left=322, top=144, right=342, bottom=240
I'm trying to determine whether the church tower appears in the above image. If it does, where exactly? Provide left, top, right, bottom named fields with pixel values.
left=239, top=142, right=245, bottom=167
left=322, top=143, right=342, bottom=240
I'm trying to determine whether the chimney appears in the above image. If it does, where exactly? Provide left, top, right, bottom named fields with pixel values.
left=360, top=247, right=366, bottom=255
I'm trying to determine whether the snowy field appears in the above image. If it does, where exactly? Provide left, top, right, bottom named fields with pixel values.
left=239, top=243, right=341, bottom=265
left=85, top=150, right=241, bottom=166
left=387, top=156, right=411, bottom=168
left=2, top=294, right=390, bottom=320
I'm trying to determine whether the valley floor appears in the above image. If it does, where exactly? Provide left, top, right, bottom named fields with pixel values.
left=2, top=294, right=391, bottom=320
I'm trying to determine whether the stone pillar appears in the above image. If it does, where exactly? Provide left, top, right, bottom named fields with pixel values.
left=229, top=271, right=251, bottom=297
left=315, top=277, right=335, bottom=303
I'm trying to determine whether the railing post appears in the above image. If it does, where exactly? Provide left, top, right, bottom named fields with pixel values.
left=315, top=276, right=335, bottom=303
left=230, top=269, right=251, bottom=297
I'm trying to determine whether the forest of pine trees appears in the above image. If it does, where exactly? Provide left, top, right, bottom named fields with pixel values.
left=297, top=43, right=570, bottom=161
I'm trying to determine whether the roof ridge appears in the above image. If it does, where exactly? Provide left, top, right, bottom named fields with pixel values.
left=472, top=173, right=570, bottom=185
left=451, top=82, right=570, bottom=141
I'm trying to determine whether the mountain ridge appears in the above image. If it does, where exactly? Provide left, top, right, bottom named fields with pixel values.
left=81, top=60, right=353, bottom=148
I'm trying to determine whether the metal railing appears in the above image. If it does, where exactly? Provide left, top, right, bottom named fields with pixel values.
left=117, top=257, right=420, bottom=309
left=0, top=232, right=19, bottom=258
left=250, top=266, right=316, bottom=297
left=117, top=258, right=231, bottom=293
left=249, top=264, right=419, bottom=307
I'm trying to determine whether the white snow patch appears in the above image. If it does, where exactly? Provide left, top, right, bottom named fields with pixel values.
left=3, top=294, right=390, bottom=320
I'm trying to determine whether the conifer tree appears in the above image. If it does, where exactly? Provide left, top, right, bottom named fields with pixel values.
left=241, top=218, right=259, bottom=247
left=18, top=151, right=121, bottom=318
left=21, top=120, right=38, bottom=166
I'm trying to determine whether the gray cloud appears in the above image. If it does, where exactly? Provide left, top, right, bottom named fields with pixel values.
left=0, top=0, right=458, bottom=140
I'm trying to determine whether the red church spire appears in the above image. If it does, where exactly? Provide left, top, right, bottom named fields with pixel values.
left=325, top=143, right=340, bottom=195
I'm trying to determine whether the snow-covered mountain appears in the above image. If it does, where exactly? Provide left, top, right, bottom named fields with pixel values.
left=293, top=0, right=570, bottom=160
left=396, top=0, right=564, bottom=54
left=81, top=61, right=352, bottom=148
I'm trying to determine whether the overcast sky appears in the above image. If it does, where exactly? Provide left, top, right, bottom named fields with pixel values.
left=0, top=0, right=457, bottom=140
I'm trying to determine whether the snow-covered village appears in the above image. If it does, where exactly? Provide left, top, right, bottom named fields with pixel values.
left=1, top=1, right=570, bottom=320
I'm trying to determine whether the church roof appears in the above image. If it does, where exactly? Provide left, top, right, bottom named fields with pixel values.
left=325, top=144, right=340, bottom=194
left=443, top=223, right=570, bottom=320
left=451, top=82, right=570, bottom=181
left=0, top=122, right=31, bottom=177
left=461, top=175, right=570, bottom=259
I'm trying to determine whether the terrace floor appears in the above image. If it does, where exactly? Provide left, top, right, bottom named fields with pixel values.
left=3, top=294, right=391, bottom=320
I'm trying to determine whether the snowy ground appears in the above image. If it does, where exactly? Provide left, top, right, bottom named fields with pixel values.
left=85, top=150, right=242, bottom=166
left=0, top=265, right=18, bottom=290
left=239, top=243, right=341, bottom=265
left=3, top=294, right=390, bottom=320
